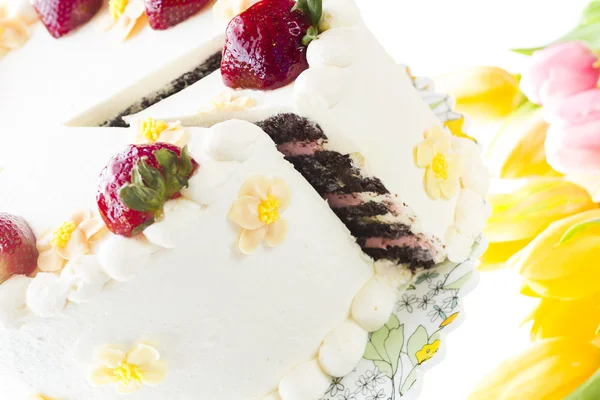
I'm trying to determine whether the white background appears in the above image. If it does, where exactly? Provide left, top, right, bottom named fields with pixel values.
left=355, top=0, right=590, bottom=398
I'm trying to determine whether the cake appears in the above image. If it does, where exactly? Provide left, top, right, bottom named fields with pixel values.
left=0, top=0, right=491, bottom=399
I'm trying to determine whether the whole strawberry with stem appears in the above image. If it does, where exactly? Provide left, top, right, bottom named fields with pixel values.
left=33, top=0, right=102, bottom=38
left=145, top=0, right=212, bottom=30
left=0, top=213, right=39, bottom=283
left=97, top=143, right=198, bottom=237
left=221, top=0, right=323, bottom=90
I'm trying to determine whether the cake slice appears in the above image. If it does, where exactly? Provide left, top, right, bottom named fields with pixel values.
left=127, top=0, right=491, bottom=271
left=0, top=0, right=231, bottom=127
left=0, top=120, right=405, bottom=399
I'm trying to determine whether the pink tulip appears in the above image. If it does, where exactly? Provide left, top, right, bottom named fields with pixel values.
left=520, top=42, right=600, bottom=106
left=545, top=89, right=600, bottom=173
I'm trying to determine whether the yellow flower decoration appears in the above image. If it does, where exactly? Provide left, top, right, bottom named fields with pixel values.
left=415, top=339, right=441, bottom=364
left=89, top=343, right=168, bottom=394
left=200, top=89, right=256, bottom=114
left=415, top=126, right=463, bottom=200
left=134, top=118, right=186, bottom=146
left=444, top=117, right=476, bottom=142
left=102, top=0, right=145, bottom=41
left=37, top=210, right=107, bottom=272
left=228, top=176, right=291, bottom=254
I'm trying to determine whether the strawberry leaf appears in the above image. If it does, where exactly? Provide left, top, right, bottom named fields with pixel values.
left=137, top=160, right=166, bottom=195
left=306, top=0, right=322, bottom=26
left=155, top=148, right=178, bottom=175
left=120, top=185, right=162, bottom=212
left=179, top=145, right=193, bottom=177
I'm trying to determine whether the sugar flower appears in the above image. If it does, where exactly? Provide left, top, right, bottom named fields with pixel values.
left=37, top=210, right=107, bottom=272
left=102, top=0, right=146, bottom=41
left=89, top=343, right=168, bottom=393
left=199, top=89, right=256, bottom=115
left=228, top=176, right=290, bottom=254
left=0, top=14, right=29, bottom=58
left=133, top=117, right=187, bottom=146
left=415, top=125, right=463, bottom=200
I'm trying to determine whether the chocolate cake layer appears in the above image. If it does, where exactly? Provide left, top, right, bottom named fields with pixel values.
left=101, top=52, right=223, bottom=127
left=257, top=113, right=438, bottom=271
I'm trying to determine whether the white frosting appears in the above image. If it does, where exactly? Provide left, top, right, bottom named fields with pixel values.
left=25, top=273, right=68, bottom=318
left=295, top=66, right=347, bottom=112
left=97, top=234, right=159, bottom=282
left=0, top=275, right=32, bottom=329
left=319, top=0, right=361, bottom=31
left=143, top=198, right=206, bottom=249
left=306, top=28, right=356, bottom=68
left=0, top=6, right=223, bottom=127
left=318, top=320, right=367, bottom=377
left=258, top=393, right=282, bottom=400
left=0, top=125, right=374, bottom=399
left=202, top=119, right=263, bottom=161
left=278, top=359, right=332, bottom=400
left=60, top=255, right=111, bottom=303
left=351, top=277, right=397, bottom=332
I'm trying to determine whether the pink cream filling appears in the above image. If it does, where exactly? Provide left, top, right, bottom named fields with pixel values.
left=364, top=236, right=430, bottom=250
left=325, top=193, right=364, bottom=208
left=277, top=141, right=322, bottom=156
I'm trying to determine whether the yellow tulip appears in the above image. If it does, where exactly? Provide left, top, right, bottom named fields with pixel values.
left=487, top=110, right=561, bottom=179
left=525, top=294, right=600, bottom=342
left=485, top=178, right=595, bottom=243
left=513, top=209, right=600, bottom=300
left=434, top=66, right=523, bottom=120
left=468, top=338, right=600, bottom=400
left=478, top=239, right=531, bottom=271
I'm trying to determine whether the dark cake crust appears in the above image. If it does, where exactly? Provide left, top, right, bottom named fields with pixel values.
left=101, top=52, right=223, bottom=127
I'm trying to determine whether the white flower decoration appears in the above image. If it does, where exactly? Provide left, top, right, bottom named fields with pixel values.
left=228, top=176, right=290, bottom=254
left=415, top=125, right=463, bottom=200
left=89, top=343, right=168, bottom=393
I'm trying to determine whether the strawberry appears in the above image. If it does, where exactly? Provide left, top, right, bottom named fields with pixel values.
left=221, top=0, right=323, bottom=90
left=97, top=143, right=198, bottom=237
left=145, top=0, right=212, bottom=30
left=33, top=0, right=103, bottom=38
left=0, top=213, right=39, bottom=283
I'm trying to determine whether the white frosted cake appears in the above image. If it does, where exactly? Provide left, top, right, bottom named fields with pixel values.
left=0, top=0, right=490, bottom=399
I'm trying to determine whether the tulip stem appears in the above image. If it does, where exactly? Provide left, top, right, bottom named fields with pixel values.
left=564, top=367, right=600, bottom=399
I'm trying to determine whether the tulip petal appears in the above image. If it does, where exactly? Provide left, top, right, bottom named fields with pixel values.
left=468, top=339, right=600, bottom=400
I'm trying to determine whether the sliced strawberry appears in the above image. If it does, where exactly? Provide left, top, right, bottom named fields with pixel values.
left=221, top=0, right=323, bottom=90
left=97, top=143, right=198, bottom=237
left=33, top=0, right=102, bottom=38
left=0, top=213, right=39, bottom=283
left=145, top=0, right=212, bottom=30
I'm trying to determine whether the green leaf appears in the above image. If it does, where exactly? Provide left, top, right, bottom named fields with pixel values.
left=155, top=149, right=178, bottom=176
left=373, top=360, right=394, bottom=380
left=120, top=185, right=162, bottom=212
left=131, top=166, right=143, bottom=186
left=371, top=325, right=391, bottom=363
left=400, top=366, right=418, bottom=395
left=306, top=0, right=322, bottom=26
left=385, top=325, right=404, bottom=376
left=429, top=329, right=441, bottom=344
left=179, top=145, right=193, bottom=177
left=406, top=325, right=428, bottom=367
left=558, top=218, right=600, bottom=245
left=564, top=367, right=600, bottom=400
left=581, top=1, right=600, bottom=26
left=137, top=161, right=166, bottom=195
left=385, top=314, right=400, bottom=331
left=292, top=0, right=310, bottom=14
left=511, top=46, right=544, bottom=56
left=363, top=341, right=384, bottom=361
left=302, top=26, right=319, bottom=46
left=406, top=284, right=416, bottom=290
left=442, top=271, right=473, bottom=291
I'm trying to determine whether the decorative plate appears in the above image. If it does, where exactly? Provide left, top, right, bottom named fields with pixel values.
left=320, top=69, right=488, bottom=400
